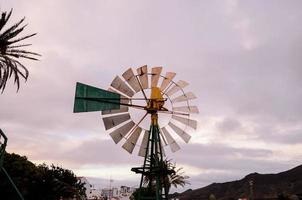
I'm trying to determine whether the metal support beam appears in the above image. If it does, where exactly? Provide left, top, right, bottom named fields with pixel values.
left=0, top=129, right=25, bottom=200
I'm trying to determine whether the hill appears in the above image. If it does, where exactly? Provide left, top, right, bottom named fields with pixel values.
left=170, top=165, right=302, bottom=200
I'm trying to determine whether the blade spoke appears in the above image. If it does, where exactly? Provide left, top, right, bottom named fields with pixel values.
left=75, top=97, right=147, bottom=110
left=136, top=65, right=149, bottom=103
left=135, top=75, right=148, bottom=103
left=157, top=109, right=190, bottom=116
left=125, top=112, right=148, bottom=139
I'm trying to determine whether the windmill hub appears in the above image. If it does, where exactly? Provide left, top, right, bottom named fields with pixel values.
left=146, top=87, right=166, bottom=115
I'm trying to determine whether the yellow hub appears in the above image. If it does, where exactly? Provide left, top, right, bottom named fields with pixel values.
left=147, top=87, right=165, bottom=125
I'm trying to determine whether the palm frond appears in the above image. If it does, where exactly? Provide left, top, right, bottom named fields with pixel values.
left=0, top=9, right=12, bottom=31
left=5, top=53, right=39, bottom=60
left=7, top=49, right=41, bottom=56
left=0, top=9, right=39, bottom=92
left=7, top=43, right=32, bottom=49
left=0, top=56, right=29, bottom=91
left=7, top=33, right=37, bottom=45
left=3, top=24, right=28, bottom=42
left=0, top=17, right=25, bottom=41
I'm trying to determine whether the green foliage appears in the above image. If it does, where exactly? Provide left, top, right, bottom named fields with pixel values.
left=0, top=9, right=40, bottom=92
left=0, top=152, right=86, bottom=200
left=166, top=160, right=190, bottom=189
left=143, top=159, right=190, bottom=195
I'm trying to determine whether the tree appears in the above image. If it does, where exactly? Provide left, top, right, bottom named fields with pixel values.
left=34, top=164, right=86, bottom=200
left=0, top=152, right=38, bottom=199
left=0, top=152, right=86, bottom=200
left=0, top=9, right=40, bottom=92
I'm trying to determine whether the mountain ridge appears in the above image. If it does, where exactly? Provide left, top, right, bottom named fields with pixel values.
left=170, top=165, right=302, bottom=200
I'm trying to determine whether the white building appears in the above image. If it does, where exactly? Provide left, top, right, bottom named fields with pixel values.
left=101, top=186, right=135, bottom=200
left=77, top=177, right=135, bottom=200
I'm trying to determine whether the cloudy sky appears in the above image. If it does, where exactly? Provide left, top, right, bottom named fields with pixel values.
left=1, top=0, right=302, bottom=191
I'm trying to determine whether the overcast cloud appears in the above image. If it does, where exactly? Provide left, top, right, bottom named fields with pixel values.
left=1, top=0, right=302, bottom=191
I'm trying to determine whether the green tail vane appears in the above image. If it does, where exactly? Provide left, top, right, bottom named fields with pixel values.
left=74, top=82, right=121, bottom=113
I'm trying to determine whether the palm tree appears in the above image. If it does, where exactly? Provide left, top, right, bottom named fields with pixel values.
left=161, top=159, right=190, bottom=195
left=143, top=159, right=190, bottom=195
left=0, top=9, right=40, bottom=92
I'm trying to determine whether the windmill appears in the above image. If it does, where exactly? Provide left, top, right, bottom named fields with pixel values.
left=73, top=65, right=198, bottom=200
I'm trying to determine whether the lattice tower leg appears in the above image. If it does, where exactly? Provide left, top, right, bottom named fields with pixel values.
left=0, top=129, right=25, bottom=200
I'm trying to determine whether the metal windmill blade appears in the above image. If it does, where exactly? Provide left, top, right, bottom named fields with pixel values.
left=160, top=72, right=176, bottom=91
left=172, top=115, right=198, bottom=129
left=122, top=68, right=141, bottom=93
left=138, top=130, right=150, bottom=157
left=110, top=76, right=135, bottom=97
left=160, top=127, right=181, bottom=153
left=171, top=92, right=197, bottom=103
left=173, top=105, right=199, bottom=114
left=168, top=122, right=191, bottom=143
left=136, top=65, right=148, bottom=89
left=151, top=66, right=163, bottom=87
left=122, top=127, right=142, bottom=154
left=102, top=113, right=131, bottom=130
left=109, top=121, right=136, bottom=144
left=165, top=80, right=189, bottom=96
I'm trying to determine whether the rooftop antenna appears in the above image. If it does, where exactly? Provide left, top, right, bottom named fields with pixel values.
left=73, top=66, right=199, bottom=199
left=109, top=175, right=113, bottom=198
